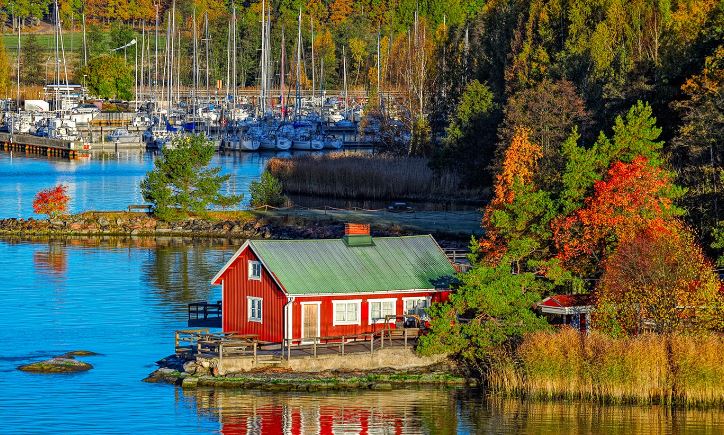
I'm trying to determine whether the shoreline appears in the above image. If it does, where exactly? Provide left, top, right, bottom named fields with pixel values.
left=0, top=210, right=475, bottom=244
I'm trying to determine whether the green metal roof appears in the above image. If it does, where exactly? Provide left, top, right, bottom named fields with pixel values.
left=249, top=235, right=456, bottom=295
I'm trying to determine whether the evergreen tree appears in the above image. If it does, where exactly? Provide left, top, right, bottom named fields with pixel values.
left=83, top=54, right=133, bottom=100
left=21, top=34, right=44, bottom=85
left=141, top=135, right=243, bottom=221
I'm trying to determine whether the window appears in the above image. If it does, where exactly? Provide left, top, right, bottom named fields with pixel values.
left=404, top=297, right=430, bottom=317
left=333, top=300, right=361, bottom=325
left=369, top=299, right=396, bottom=323
left=248, top=297, right=262, bottom=322
left=248, top=261, right=262, bottom=280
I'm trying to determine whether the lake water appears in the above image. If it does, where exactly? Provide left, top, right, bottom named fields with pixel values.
left=0, top=237, right=722, bottom=434
left=0, top=150, right=277, bottom=218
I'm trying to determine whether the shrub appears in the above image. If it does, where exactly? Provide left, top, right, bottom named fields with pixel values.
left=32, top=185, right=70, bottom=219
left=249, top=171, right=286, bottom=208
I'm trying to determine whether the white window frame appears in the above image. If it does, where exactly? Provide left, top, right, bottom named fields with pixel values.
left=402, top=297, right=431, bottom=316
left=248, top=260, right=262, bottom=281
left=247, top=296, right=263, bottom=323
left=368, top=298, right=397, bottom=324
left=332, top=300, right=362, bottom=326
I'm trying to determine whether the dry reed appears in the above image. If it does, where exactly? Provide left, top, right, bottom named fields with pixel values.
left=489, top=329, right=724, bottom=406
left=266, top=152, right=480, bottom=202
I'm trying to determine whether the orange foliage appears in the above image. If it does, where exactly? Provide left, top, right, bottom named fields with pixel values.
left=552, top=156, right=677, bottom=265
left=480, top=127, right=542, bottom=262
left=595, top=222, right=723, bottom=334
left=329, top=0, right=353, bottom=25
left=32, top=185, right=70, bottom=219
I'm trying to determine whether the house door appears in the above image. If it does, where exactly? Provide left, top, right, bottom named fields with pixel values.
left=302, top=303, right=320, bottom=342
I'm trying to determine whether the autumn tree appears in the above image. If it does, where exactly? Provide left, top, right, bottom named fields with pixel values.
left=553, top=156, right=684, bottom=275
left=329, top=0, right=353, bottom=25
left=33, top=185, right=70, bottom=219
left=348, top=37, right=367, bottom=85
left=671, top=46, right=724, bottom=253
left=497, top=80, right=591, bottom=190
left=0, top=36, right=11, bottom=98
left=595, top=222, right=723, bottom=335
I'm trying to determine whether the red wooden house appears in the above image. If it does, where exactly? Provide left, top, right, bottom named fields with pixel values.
left=210, top=224, right=456, bottom=343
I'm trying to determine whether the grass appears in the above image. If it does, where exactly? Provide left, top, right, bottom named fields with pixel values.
left=488, top=328, right=724, bottom=407
left=267, top=152, right=482, bottom=203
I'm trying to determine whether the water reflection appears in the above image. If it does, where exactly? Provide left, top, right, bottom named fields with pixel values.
left=142, top=238, right=241, bottom=310
left=182, top=388, right=724, bottom=434
left=32, top=241, right=67, bottom=275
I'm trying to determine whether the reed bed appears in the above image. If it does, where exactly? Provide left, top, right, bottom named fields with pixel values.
left=267, top=152, right=481, bottom=202
left=488, top=328, right=724, bottom=406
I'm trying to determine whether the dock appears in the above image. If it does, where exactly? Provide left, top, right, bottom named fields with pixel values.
left=0, top=132, right=91, bottom=159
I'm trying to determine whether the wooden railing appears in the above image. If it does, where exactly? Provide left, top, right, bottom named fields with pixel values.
left=281, top=328, right=420, bottom=361
left=188, top=301, right=222, bottom=322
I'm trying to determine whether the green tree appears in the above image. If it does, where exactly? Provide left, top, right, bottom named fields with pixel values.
left=434, top=80, right=498, bottom=187
left=83, top=54, right=133, bottom=100
left=417, top=263, right=550, bottom=373
left=249, top=171, right=286, bottom=207
left=21, top=33, right=44, bottom=85
left=140, top=135, right=243, bottom=220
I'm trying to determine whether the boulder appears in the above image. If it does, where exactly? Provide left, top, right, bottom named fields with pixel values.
left=18, top=357, right=93, bottom=373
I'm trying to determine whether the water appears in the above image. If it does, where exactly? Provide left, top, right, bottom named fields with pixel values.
left=0, top=151, right=278, bottom=217
left=0, top=237, right=722, bottom=434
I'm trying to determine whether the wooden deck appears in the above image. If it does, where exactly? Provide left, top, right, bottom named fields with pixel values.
left=174, top=328, right=421, bottom=364
left=0, top=132, right=91, bottom=159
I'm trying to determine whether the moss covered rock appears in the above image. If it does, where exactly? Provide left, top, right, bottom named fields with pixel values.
left=18, top=357, right=93, bottom=373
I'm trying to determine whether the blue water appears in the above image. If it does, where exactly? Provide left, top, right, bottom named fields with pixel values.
left=1, top=153, right=723, bottom=433
left=0, top=150, right=278, bottom=217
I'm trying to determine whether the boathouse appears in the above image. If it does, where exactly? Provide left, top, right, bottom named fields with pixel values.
left=210, top=224, right=456, bottom=343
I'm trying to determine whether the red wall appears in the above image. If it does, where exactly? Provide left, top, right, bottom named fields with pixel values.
left=292, top=291, right=443, bottom=339
left=219, top=247, right=286, bottom=342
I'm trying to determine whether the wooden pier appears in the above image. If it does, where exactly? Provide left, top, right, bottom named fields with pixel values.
left=0, top=132, right=91, bottom=159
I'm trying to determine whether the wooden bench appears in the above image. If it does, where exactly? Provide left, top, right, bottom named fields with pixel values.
left=128, top=204, right=153, bottom=213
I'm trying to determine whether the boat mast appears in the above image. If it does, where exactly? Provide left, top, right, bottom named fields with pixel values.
left=280, top=26, right=285, bottom=120
left=232, top=6, right=237, bottom=120
left=204, top=12, right=210, bottom=108
left=343, top=45, right=348, bottom=119
left=295, top=9, right=301, bottom=120
left=82, top=11, right=87, bottom=66
left=310, top=17, right=315, bottom=113
left=140, top=22, right=145, bottom=107
left=16, top=22, right=20, bottom=112
left=259, top=0, right=266, bottom=116
left=193, top=9, right=198, bottom=125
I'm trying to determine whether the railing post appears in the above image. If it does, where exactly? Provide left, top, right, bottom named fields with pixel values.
left=341, top=336, right=345, bottom=356
left=370, top=334, right=374, bottom=354
left=313, top=337, right=317, bottom=358
left=175, top=331, right=179, bottom=349
left=253, top=342, right=257, bottom=365
left=287, top=339, right=291, bottom=360
left=381, top=330, right=384, bottom=349
left=218, top=343, right=223, bottom=376
left=404, top=328, right=408, bottom=348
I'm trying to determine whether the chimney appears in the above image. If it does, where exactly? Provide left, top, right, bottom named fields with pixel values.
left=343, top=223, right=373, bottom=246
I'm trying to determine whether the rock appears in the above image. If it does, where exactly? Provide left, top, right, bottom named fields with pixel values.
left=370, top=383, right=393, bottom=391
left=18, top=357, right=93, bottom=373
left=200, top=360, right=210, bottom=369
left=183, top=361, right=198, bottom=375
left=182, top=377, right=199, bottom=389
left=62, top=350, right=99, bottom=357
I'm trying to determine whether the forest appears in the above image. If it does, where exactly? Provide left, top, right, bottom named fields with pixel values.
left=0, top=0, right=721, bottom=261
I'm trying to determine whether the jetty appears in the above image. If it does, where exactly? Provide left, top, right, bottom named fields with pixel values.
left=0, top=132, right=91, bottom=159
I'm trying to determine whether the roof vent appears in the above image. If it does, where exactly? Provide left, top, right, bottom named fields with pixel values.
left=343, top=223, right=373, bottom=246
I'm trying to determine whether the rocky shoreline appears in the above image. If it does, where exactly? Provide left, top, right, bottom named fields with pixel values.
left=144, top=353, right=475, bottom=392
left=0, top=212, right=469, bottom=247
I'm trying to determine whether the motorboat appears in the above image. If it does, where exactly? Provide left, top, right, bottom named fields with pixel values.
left=323, top=134, right=343, bottom=149
left=106, top=128, right=141, bottom=144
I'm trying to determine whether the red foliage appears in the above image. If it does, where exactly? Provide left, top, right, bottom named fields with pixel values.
left=32, top=185, right=70, bottom=218
left=553, top=156, right=677, bottom=265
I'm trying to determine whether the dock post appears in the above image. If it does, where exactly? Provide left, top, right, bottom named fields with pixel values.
left=253, top=342, right=257, bottom=365
left=175, top=331, right=180, bottom=349
left=404, top=329, right=408, bottom=348
left=218, top=343, right=223, bottom=376
left=370, top=334, right=374, bottom=354
left=341, top=336, right=345, bottom=356
left=313, top=338, right=317, bottom=358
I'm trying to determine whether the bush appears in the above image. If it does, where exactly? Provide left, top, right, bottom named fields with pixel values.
left=32, top=185, right=70, bottom=219
left=249, top=171, right=286, bottom=208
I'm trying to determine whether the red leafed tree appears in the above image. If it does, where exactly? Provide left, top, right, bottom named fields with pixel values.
left=594, top=222, right=723, bottom=334
left=480, top=127, right=543, bottom=262
left=552, top=156, right=680, bottom=270
left=33, top=185, right=70, bottom=219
